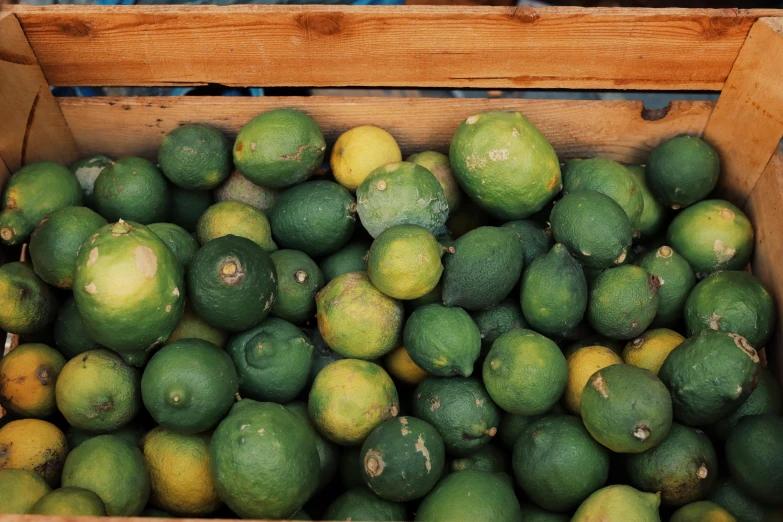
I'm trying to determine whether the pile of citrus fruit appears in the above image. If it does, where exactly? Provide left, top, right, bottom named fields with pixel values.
left=0, top=108, right=781, bottom=522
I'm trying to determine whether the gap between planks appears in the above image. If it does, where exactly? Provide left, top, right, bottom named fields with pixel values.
left=8, top=5, right=783, bottom=90
left=58, top=96, right=714, bottom=165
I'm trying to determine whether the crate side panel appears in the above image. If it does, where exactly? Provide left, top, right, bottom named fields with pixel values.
left=704, top=17, right=783, bottom=206
left=0, top=12, right=79, bottom=171
left=10, top=6, right=776, bottom=90
left=59, top=97, right=713, bottom=165
left=744, top=150, right=783, bottom=381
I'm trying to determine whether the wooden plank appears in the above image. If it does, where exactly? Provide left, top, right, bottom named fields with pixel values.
left=704, top=18, right=783, bottom=207
left=743, top=149, right=783, bottom=381
left=10, top=5, right=781, bottom=90
left=0, top=11, right=79, bottom=172
left=58, top=96, right=713, bottom=165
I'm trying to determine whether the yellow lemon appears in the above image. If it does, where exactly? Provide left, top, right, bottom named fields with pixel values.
left=0, top=343, right=65, bottom=418
left=0, top=419, right=68, bottom=486
left=623, top=328, right=685, bottom=375
left=384, top=346, right=429, bottom=386
left=331, top=126, right=402, bottom=191
left=564, top=346, right=622, bottom=415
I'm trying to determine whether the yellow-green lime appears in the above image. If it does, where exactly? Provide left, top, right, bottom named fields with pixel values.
left=141, top=427, right=221, bottom=515
left=316, top=271, right=403, bottom=359
left=309, top=359, right=399, bottom=446
left=572, top=484, right=661, bottom=522
left=56, top=349, right=140, bottom=432
left=30, top=487, right=106, bottom=516
left=0, top=469, right=51, bottom=514
left=449, top=111, right=561, bottom=220
left=165, top=302, right=227, bottom=348
left=483, top=330, right=567, bottom=415
left=61, top=434, right=150, bottom=516
left=368, top=224, right=444, bottom=300
left=564, top=345, right=623, bottom=414
left=408, top=151, right=462, bottom=214
left=671, top=501, right=737, bottom=522
left=196, top=200, right=277, bottom=251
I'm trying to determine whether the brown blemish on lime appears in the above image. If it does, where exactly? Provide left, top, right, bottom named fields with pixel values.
left=220, top=257, right=244, bottom=284
left=135, top=246, right=158, bottom=277
left=294, top=270, right=308, bottom=284
left=365, top=450, right=385, bottom=477
left=729, top=333, right=759, bottom=362
left=85, top=282, right=97, bottom=294
left=591, top=372, right=609, bottom=398
left=35, top=366, right=53, bottom=386
left=415, top=435, right=432, bottom=472
left=0, top=228, right=12, bottom=242
left=720, top=208, right=735, bottom=220
left=713, top=239, right=736, bottom=264
left=87, top=247, right=99, bottom=267
left=632, top=425, right=650, bottom=441
left=697, top=463, right=709, bottom=479
left=173, top=287, right=180, bottom=297
left=466, top=115, right=479, bottom=125
left=615, top=250, right=627, bottom=264
left=376, top=180, right=387, bottom=191
left=546, top=176, right=560, bottom=191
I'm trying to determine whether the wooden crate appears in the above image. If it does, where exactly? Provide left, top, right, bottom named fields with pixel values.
left=1, top=4, right=783, bottom=519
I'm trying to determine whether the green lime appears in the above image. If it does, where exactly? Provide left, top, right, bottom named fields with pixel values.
left=483, top=330, right=567, bottom=415
left=209, top=400, right=320, bottom=518
left=29, top=206, right=107, bottom=288
left=226, top=318, right=313, bottom=403
left=404, top=304, right=481, bottom=377
left=73, top=220, right=185, bottom=357
left=270, top=180, right=357, bottom=257
left=270, top=249, right=325, bottom=325
left=449, top=111, right=561, bottom=220
left=62, top=435, right=150, bottom=516
left=581, top=364, right=673, bottom=453
left=94, top=157, right=169, bottom=224
left=158, top=124, right=232, bottom=190
left=141, top=339, right=238, bottom=434
left=233, top=109, right=325, bottom=188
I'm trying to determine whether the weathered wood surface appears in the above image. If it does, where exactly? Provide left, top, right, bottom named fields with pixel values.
left=8, top=5, right=781, bottom=90
left=58, top=96, right=713, bottom=164
left=0, top=11, right=79, bottom=171
left=704, top=17, right=783, bottom=205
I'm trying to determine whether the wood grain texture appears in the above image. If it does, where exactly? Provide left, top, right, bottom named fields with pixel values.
left=9, top=5, right=781, bottom=90
left=59, top=96, right=713, bottom=165
left=704, top=17, right=783, bottom=206
left=0, top=11, right=79, bottom=171
left=743, top=149, right=783, bottom=378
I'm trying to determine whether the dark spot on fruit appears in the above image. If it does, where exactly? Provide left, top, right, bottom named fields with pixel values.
left=93, top=401, right=114, bottom=413
left=235, top=142, right=244, bottom=153
left=36, top=365, right=53, bottom=386
left=34, top=450, right=63, bottom=479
